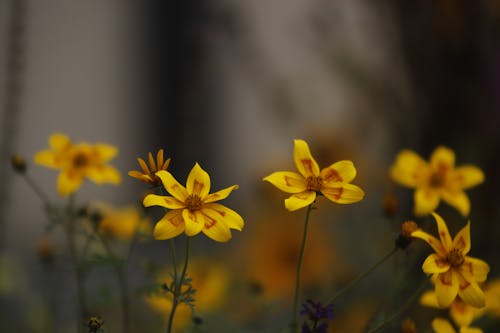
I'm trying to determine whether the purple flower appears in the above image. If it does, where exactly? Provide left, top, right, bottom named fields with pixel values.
left=300, top=299, right=333, bottom=333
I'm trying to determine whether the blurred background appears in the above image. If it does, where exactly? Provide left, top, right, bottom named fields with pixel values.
left=1, top=0, right=500, bottom=332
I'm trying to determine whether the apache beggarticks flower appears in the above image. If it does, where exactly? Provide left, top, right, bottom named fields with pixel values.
left=263, top=139, right=364, bottom=211
left=390, top=146, right=484, bottom=216
left=34, top=133, right=121, bottom=196
left=128, top=149, right=171, bottom=186
left=411, top=212, right=489, bottom=308
left=143, top=163, right=244, bottom=242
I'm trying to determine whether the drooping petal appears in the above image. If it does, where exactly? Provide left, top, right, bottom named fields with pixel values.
left=432, top=212, right=453, bottom=252
left=204, top=185, right=239, bottom=203
left=321, top=183, right=364, bottom=204
left=431, top=318, right=456, bottom=333
left=414, top=188, right=440, bottom=216
left=284, top=191, right=316, bottom=211
left=182, top=209, right=204, bottom=236
left=390, top=150, right=428, bottom=188
left=203, top=203, right=244, bottom=231
left=293, top=139, right=320, bottom=177
left=320, top=160, right=357, bottom=184
left=153, top=209, right=185, bottom=240
left=49, top=133, right=71, bottom=151
left=460, top=257, right=490, bottom=283
left=34, top=150, right=58, bottom=168
left=451, top=166, right=484, bottom=190
left=57, top=171, right=83, bottom=196
left=156, top=170, right=188, bottom=202
left=442, top=190, right=471, bottom=217
left=420, top=290, right=440, bottom=308
left=200, top=210, right=232, bottom=242
left=94, top=144, right=118, bottom=162
left=435, top=271, right=459, bottom=308
left=422, top=253, right=451, bottom=274
left=457, top=273, right=485, bottom=308
left=86, top=166, right=121, bottom=185
left=143, top=194, right=185, bottom=209
left=431, top=146, right=456, bottom=170
left=452, top=221, right=471, bottom=256
left=186, top=163, right=211, bottom=198
left=262, top=171, right=307, bottom=194
left=411, top=230, right=447, bottom=257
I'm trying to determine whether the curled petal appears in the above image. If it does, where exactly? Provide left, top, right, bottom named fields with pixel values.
left=203, top=203, right=244, bottom=231
left=200, top=210, right=232, bottom=242
left=49, top=133, right=71, bottom=151
left=460, top=257, right=490, bottom=283
left=320, top=160, right=357, bottom=184
left=321, top=183, right=364, bottom=204
left=442, top=190, right=471, bottom=217
left=156, top=170, right=188, bottom=201
left=435, top=271, right=459, bottom=308
left=34, top=150, right=58, bottom=168
left=57, top=171, right=83, bottom=196
left=452, top=221, right=471, bottom=256
left=293, top=139, right=320, bottom=177
left=182, top=209, right=204, bottom=236
left=187, top=163, right=211, bottom=198
left=143, top=194, right=185, bottom=209
left=411, top=230, right=446, bottom=257
left=153, top=209, right=185, bottom=240
left=431, top=146, right=456, bottom=170
left=284, top=191, right=316, bottom=211
left=204, top=185, right=239, bottom=203
left=262, top=171, right=307, bottom=194
left=414, top=188, right=440, bottom=216
left=431, top=318, right=456, bottom=333
left=457, top=273, right=485, bottom=308
left=422, top=253, right=451, bottom=274
left=432, top=212, right=453, bottom=252
left=452, top=166, right=484, bottom=190
left=390, top=150, right=428, bottom=188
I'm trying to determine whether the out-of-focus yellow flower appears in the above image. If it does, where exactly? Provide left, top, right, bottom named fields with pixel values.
left=263, top=139, right=364, bottom=211
left=34, top=133, right=121, bottom=196
left=431, top=317, right=482, bottom=333
left=484, top=279, right=500, bottom=316
left=128, top=149, right=171, bottom=186
left=411, top=212, right=489, bottom=308
left=93, top=203, right=151, bottom=240
left=390, top=146, right=484, bottom=216
left=143, top=163, right=244, bottom=242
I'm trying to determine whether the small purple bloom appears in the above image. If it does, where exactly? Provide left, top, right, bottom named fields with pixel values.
left=300, top=299, right=334, bottom=333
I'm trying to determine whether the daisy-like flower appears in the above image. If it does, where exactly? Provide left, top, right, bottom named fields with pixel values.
left=263, top=139, right=364, bottom=211
left=390, top=146, right=484, bottom=216
left=431, top=317, right=482, bottom=333
left=143, top=163, right=244, bottom=242
left=128, top=149, right=171, bottom=186
left=34, top=133, right=121, bottom=196
left=411, top=212, right=490, bottom=308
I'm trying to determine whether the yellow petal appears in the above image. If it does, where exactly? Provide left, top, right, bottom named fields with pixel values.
left=411, top=230, right=446, bottom=257
left=49, top=133, right=71, bottom=151
left=203, top=203, right=244, bottom=231
left=186, top=163, right=211, bottom=198
left=153, top=209, right=185, bottom=240
left=157, top=149, right=164, bottom=169
left=460, top=257, right=490, bottom=283
left=138, top=157, right=151, bottom=175
left=450, top=300, right=476, bottom=329
left=86, top=166, right=121, bottom=185
left=435, top=271, right=459, bottom=308
left=293, top=139, right=320, bottom=177
left=57, top=171, right=83, bottom=196
left=148, top=152, right=156, bottom=171
left=156, top=170, right=188, bottom=202
left=143, top=194, right=185, bottom=209
left=414, top=188, right=440, bottom=216
left=452, top=221, right=471, bottom=256
left=458, top=273, right=485, bottom=308
left=420, top=290, right=440, bottom=308
left=200, top=210, right=232, bottom=242
left=128, top=170, right=153, bottom=183
left=451, top=166, right=484, bottom=190
left=442, top=190, right=470, bottom=217
left=34, top=150, right=58, bottom=168
left=182, top=209, right=204, bottom=236
left=204, top=185, right=239, bottom=203
left=284, top=191, right=316, bottom=211
left=320, top=160, right=357, bottom=184
left=262, top=171, right=307, bottom=194
left=459, top=327, right=483, bottom=333
left=432, top=212, right=453, bottom=252
left=432, top=318, right=456, bottom=333
left=431, top=146, right=456, bottom=169
left=94, top=144, right=118, bottom=162
left=321, top=183, right=364, bottom=204
left=422, top=253, right=451, bottom=274
left=390, top=149, right=428, bottom=188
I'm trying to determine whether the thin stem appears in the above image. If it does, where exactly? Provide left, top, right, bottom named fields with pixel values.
left=166, top=236, right=191, bottom=333
left=290, top=204, right=314, bottom=333
left=169, top=238, right=178, bottom=295
left=22, top=173, right=51, bottom=205
left=366, top=277, right=429, bottom=333
left=326, top=247, right=399, bottom=304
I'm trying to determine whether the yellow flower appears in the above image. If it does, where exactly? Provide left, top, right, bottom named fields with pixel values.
left=128, top=149, right=171, bottom=186
left=34, top=133, right=121, bottom=196
left=411, top=212, right=489, bottom=308
left=143, top=163, right=244, bottom=242
left=390, top=146, right=484, bottom=216
left=484, top=279, right=500, bottom=316
left=93, top=203, right=151, bottom=240
left=431, top=318, right=483, bottom=333
left=262, top=139, right=364, bottom=211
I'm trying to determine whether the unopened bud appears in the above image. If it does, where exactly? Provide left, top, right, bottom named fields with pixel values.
left=11, top=154, right=27, bottom=173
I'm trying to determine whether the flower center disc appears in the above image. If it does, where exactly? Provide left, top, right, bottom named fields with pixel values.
left=306, top=176, right=323, bottom=192
left=446, top=248, right=464, bottom=267
left=185, top=194, right=203, bottom=211
left=73, top=153, right=89, bottom=169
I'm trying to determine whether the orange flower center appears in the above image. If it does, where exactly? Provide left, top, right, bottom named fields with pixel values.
left=72, top=152, right=89, bottom=169
left=185, top=194, right=203, bottom=211
left=429, top=164, right=448, bottom=188
left=306, top=176, right=323, bottom=192
left=446, top=248, right=464, bottom=267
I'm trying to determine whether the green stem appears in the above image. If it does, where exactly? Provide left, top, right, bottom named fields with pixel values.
left=290, top=204, right=314, bottom=333
left=22, top=172, right=51, bottom=206
left=166, top=236, right=191, bottom=333
left=326, top=247, right=399, bottom=304
left=169, top=238, right=178, bottom=295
